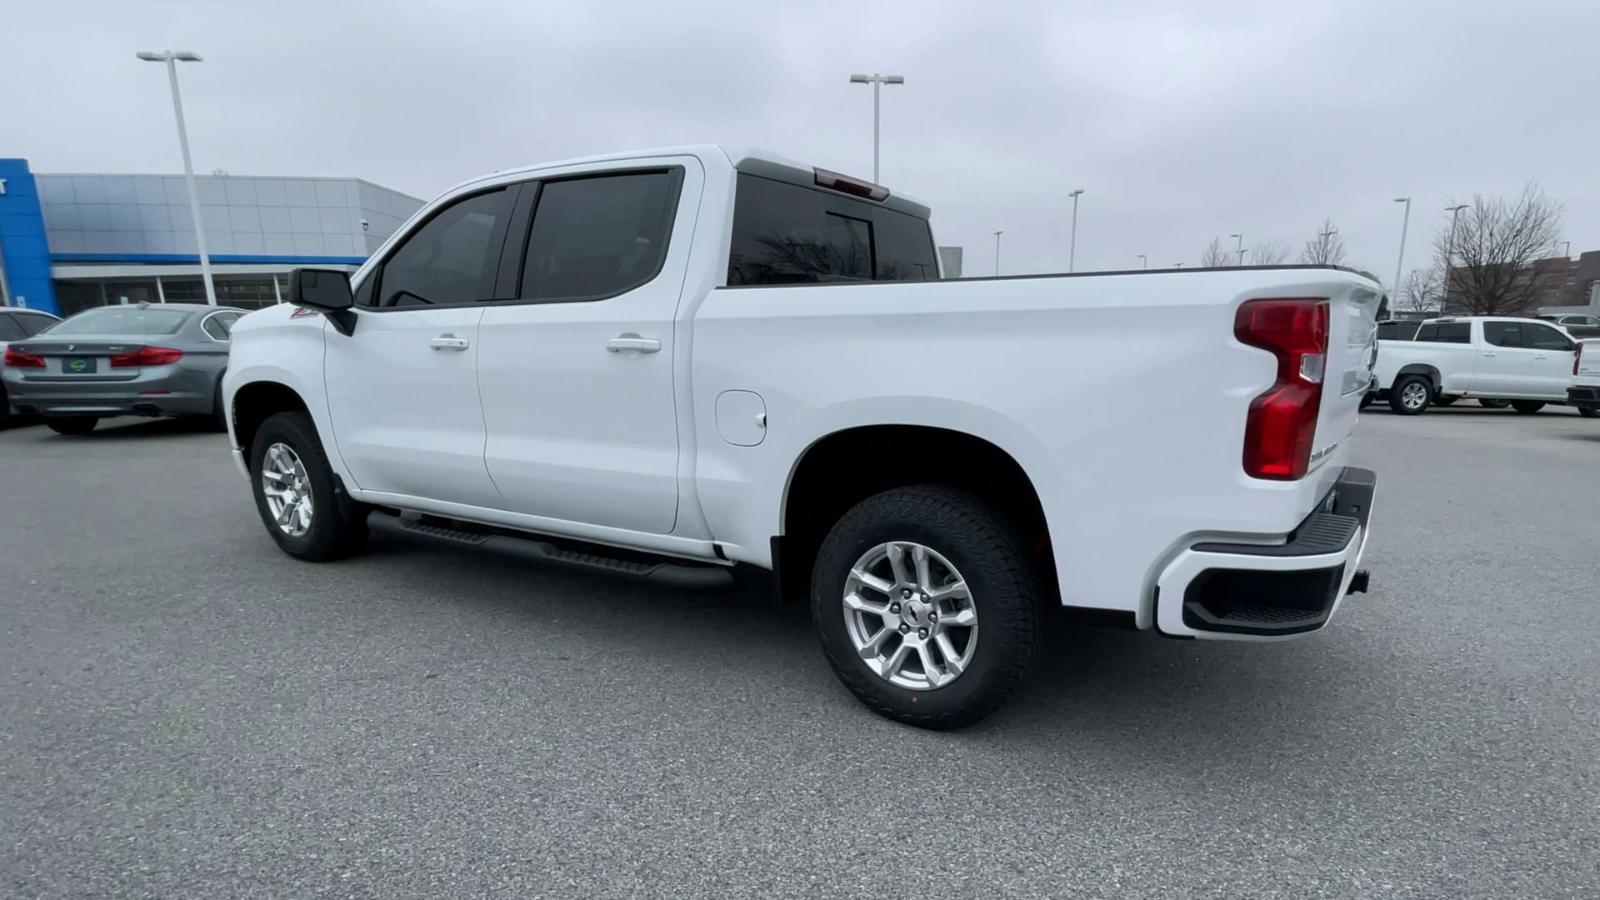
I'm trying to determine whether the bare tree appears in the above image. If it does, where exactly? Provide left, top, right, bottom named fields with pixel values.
left=1251, top=240, right=1291, bottom=265
left=1435, top=185, right=1563, bottom=315
left=1396, top=265, right=1441, bottom=313
left=1200, top=237, right=1234, bottom=268
left=1299, top=219, right=1347, bottom=266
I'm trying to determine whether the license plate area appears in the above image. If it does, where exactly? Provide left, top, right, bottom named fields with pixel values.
left=62, top=356, right=100, bottom=374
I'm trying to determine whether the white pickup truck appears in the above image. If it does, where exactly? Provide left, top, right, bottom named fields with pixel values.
left=1571, top=339, right=1600, bottom=414
left=1370, top=316, right=1596, bottom=416
left=223, top=145, right=1381, bottom=728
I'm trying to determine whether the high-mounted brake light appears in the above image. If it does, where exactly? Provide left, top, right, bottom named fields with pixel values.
left=109, top=346, right=183, bottom=368
left=3, top=348, right=46, bottom=368
left=813, top=167, right=890, bottom=201
left=1235, top=298, right=1329, bottom=480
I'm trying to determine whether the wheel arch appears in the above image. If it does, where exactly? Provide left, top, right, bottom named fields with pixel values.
left=1395, top=364, right=1442, bottom=393
left=231, top=380, right=312, bottom=467
left=771, top=423, right=1055, bottom=605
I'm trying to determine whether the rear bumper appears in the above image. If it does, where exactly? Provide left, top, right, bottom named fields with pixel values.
left=1154, top=466, right=1377, bottom=640
left=3, top=368, right=216, bottom=417
left=1568, top=386, right=1600, bottom=410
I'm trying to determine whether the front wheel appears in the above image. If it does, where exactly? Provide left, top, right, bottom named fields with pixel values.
left=249, top=411, right=368, bottom=561
left=810, top=485, right=1042, bottom=730
left=1388, top=375, right=1433, bottom=415
left=1479, top=398, right=1511, bottom=409
left=46, top=417, right=99, bottom=435
left=1511, top=401, right=1546, bottom=414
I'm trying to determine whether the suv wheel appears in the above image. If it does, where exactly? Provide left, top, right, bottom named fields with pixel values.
left=249, top=411, right=368, bottom=561
left=1388, top=375, right=1433, bottom=415
left=810, top=485, right=1042, bottom=730
left=1511, top=401, right=1546, bottom=414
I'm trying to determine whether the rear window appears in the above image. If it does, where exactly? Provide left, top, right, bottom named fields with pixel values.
left=1377, top=320, right=1421, bottom=340
left=44, top=306, right=191, bottom=336
left=727, top=174, right=937, bottom=286
left=1417, top=322, right=1469, bottom=343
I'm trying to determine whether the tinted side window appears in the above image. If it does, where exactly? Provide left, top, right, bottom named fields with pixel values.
left=1377, top=321, right=1420, bottom=340
left=728, top=174, right=937, bottom=285
left=202, top=316, right=229, bottom=341
left=0, top=315, right=24, bottom=341
left=15, top=314, right=56, bottom=336
left=1524, top=323, right=1573, bottom=351
left=1483, top=321, right=1522, bottom=347
left=375, top=188, right=512, bottom=308
left=1435, top=323, right=1470, bottom=343
left=1414, top=323, right=1438, bottom=342
left=519, top=171, right=680, bottom=302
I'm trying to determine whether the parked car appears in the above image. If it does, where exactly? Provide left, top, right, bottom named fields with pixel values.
left=1369, top=316, right=1584, bottom=415
left=1540, top=313, right=1600, bottom=339
left=1376, top=319, right=1422, bottom=341
left=1570, top=339, right=1600, bottom=417
left=2, top=303, right=245, bottom=435
left=0, top=307, right=62, bottom=426
left=224, top=145, right=1380, bottom=729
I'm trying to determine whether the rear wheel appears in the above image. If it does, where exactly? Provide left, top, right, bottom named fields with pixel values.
left=249, top=411, right=368, bottom=561
left=1479, top=398, right=1511, bottom=409
left=1388, top=375, right=1432, bottom=415
left=46, top=417, right=98, bottom=435
left=810, top=485, right=1042, bottom=730
left=1433, top=395, right=1459, bottom=407
left=1511, top=401, right=1546, bottom=414
left=1579, top=407, right=1599, bottom=419
left=207, top=378, right=229, bottom=433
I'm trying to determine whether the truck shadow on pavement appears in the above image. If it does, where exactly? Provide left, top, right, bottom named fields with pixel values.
left=351, top=534, right=1378, bottom=761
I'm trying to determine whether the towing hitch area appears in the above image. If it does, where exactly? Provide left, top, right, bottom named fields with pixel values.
left=1346, top=569, right=1371, bottom=595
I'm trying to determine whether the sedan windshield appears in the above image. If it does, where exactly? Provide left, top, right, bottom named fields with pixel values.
left=43, top=307, right=190, bottom=336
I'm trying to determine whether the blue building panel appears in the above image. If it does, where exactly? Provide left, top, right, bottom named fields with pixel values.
left=0, top=159, right=61, bottom=314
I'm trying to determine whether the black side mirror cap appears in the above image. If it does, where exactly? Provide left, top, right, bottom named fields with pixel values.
left=286, top=267, right=357, bottom=336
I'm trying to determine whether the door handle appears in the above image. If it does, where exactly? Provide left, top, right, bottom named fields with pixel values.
left=606, top=333, right=661, bottom=354
left=1533, top=354, right=1549, bottom=360
left=1481, top=352, right=1496, bottom=357
left=429, top=334, right=470, bottom=351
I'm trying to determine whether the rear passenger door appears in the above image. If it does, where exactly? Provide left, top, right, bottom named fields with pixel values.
left=1476, top=321, right=1532, bottom=393
left=475, top=159, right=702, bottom=534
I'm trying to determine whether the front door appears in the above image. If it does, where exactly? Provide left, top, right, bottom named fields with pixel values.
left=1522, top=321, right=1578, bottom=398
left=323, top=186, right=517, bottom=508
left=476, top=162, right=700, bottom=534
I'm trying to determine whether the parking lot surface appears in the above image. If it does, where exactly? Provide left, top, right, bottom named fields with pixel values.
left=3, top=407, right=1598, bottom=899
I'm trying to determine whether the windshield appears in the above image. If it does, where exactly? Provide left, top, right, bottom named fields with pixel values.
left=43, top=307, right=191, bottom=336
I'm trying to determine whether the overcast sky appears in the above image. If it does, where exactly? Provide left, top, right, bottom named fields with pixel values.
left=5, top=0, right=1598, bottom=286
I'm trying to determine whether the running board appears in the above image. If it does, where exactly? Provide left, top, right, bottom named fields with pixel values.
left=366, top=512, right=733, bottom=588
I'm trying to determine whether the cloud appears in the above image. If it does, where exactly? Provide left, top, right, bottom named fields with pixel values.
left=4, top=0, right=1597, bottom=284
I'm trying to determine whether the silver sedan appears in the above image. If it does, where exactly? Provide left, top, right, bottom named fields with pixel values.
left=2, top=303, right=247, bottom=435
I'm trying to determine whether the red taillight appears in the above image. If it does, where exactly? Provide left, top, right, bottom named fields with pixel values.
left=109, top=346, right=183, bottom=368
left=3, top=348, right=46, bottom=368
left=1235, top=298, right=1329, bottom=480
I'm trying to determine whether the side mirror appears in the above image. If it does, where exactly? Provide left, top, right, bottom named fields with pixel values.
left=286, top=268, right=357, bottom=335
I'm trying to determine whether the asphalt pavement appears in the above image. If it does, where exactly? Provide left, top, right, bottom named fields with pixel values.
left=3, top=406, right=1598, bottom=899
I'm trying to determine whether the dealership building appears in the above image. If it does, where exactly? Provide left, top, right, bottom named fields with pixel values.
left=0, top=158, right=423, bottom=316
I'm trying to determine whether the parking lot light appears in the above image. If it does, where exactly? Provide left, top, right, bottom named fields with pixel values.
left=138, top=50, right=216, bottom=306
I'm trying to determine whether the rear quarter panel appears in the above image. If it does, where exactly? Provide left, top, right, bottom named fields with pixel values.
left=689, top=268, right=1380, bottom=621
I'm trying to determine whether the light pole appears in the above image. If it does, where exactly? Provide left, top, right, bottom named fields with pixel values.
left=1240, top=248, right=1250, bottom=265
left=993, top=230, right=1003, bottom=276
left=1137, top=254, right=1147, bottom=270
left=1443, top=204, right=1468, bottom=313
left=1229, top=232, right=1244, bottom=265
left=1173, top=262, right=1184, bottom=268
left=138, top=50, right=216, bottom=306
left=1561, top=240, right=1571, bottom=258
left=1068, top=189, right=1085, bottom=272
left=1391, top=196, right=1411, bottom=301
left=848, top=73, right=905, bottom=184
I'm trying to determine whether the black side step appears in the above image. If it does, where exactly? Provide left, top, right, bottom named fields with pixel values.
left=367, top=513, right=733, bottom=588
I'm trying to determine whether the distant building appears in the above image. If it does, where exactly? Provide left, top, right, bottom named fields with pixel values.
left=1441, top=250, right=1600, bottom=317
left=0, top=158, right=423, bottom=315
left=937, top=245, right=963, bottom=278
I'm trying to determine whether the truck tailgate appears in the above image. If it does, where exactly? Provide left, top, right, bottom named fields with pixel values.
left=1314, top=282, right=1383, bottom=476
